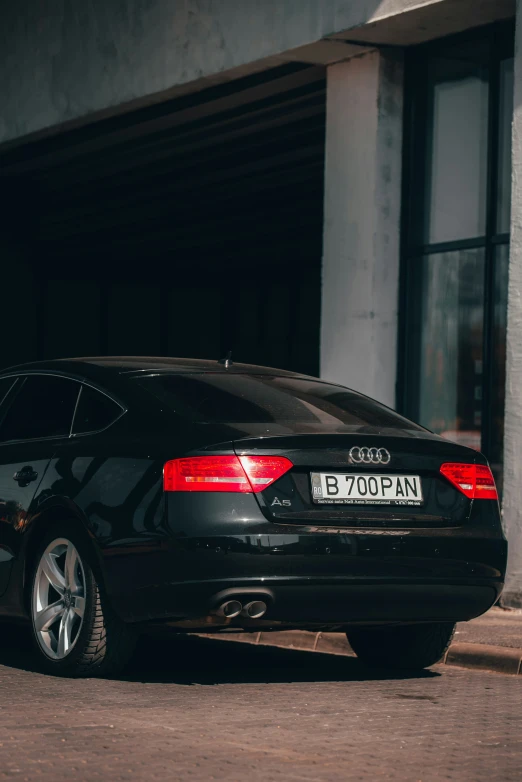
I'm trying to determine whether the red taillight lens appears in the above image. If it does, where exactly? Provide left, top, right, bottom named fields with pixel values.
left=238, top=455, right=293, bottom=491
left=440, top=463, right=498, bottom=500
left=163, top=455, right=292, bottom=493
left=164, top=456, right=250, bottom=493
left=475, top=465, right=499, bottom=499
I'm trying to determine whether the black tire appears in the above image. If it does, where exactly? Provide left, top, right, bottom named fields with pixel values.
left=347, top=622, right=456, bottom=670
left=30, top=523, right=136, bottom=677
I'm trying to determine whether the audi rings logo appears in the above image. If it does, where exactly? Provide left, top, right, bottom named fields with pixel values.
left=349, top=447, right=391, bottom=465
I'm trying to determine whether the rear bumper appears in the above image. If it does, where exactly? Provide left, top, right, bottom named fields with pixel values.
left=123, top=578, right=501, bottom=629
left=103, top=527, right=506, bottom=628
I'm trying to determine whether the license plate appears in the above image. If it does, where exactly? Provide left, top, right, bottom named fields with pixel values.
left=310, top=473, right=423, bottom=506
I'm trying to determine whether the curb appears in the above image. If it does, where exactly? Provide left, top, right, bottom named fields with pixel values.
left=199, top=630, right=522, bottom=675
left=444, top=642, right=522, bottom=675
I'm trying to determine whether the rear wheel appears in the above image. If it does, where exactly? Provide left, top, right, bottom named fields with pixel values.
left=347, top=622, right=456, bottom=670
left=30, top=525, right=136, bottom=677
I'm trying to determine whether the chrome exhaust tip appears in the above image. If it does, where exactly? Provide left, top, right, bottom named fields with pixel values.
left=242, top=600, right=267, bottom=620
left=216, top=600, right=243, bottom=619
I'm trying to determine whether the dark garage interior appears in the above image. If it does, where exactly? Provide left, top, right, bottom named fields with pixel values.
left=0, top=63, right=326, bottom=376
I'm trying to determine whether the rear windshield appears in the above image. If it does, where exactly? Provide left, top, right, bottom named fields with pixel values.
left=136, top=373, right=424, bottom=434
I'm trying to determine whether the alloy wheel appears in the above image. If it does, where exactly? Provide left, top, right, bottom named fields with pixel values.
left=32, top=538, right=86, bottom=660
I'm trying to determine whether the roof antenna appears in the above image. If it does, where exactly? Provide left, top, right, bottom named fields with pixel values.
left=218, top=350, right=233, bottom=369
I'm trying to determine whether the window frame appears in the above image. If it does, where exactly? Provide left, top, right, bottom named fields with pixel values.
left=398, top=21, right=515, bottom=464
left=0, top=371, right=126, bottom=445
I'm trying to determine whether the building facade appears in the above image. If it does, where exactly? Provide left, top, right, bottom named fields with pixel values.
left=1, top=0, right=521, bottom=605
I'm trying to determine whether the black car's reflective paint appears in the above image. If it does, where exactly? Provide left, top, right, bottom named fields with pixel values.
left=0, top=358, right=507, bottom=631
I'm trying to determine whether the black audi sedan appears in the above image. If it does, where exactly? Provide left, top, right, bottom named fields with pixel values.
left=0, top=357, right=506, bottom=676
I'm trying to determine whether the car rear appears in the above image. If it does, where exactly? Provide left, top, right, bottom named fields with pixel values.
left=128, top=369, right=507, bottom=631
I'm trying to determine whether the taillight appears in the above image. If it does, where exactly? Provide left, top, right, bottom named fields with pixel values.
left=238, top=456, right=293, bottom=491
left=163, top=455, right=293, bottom=493
left=440, top=463, right=498, bottom=500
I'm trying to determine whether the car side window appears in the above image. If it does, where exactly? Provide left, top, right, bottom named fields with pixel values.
left=71, top=384, right=123, bottom=435
left=0, top=377, right=16, bottom=409
left=0, top=375, right=80, bottom=442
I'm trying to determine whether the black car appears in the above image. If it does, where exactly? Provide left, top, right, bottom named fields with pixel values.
left=0, top=357, right=506, bottom=676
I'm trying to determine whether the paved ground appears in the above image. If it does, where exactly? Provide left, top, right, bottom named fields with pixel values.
left=455, top=607, right=522, bottom=649
left=210, top=606, right=522, bottom=673
left=0, top=628, right=521, bottom=781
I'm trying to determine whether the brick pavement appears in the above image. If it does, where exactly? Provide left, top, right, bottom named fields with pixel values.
left=0, top=628, right=520, bottom=781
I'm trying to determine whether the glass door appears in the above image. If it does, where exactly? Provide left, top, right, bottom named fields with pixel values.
left=400, top=23, right=514, bottom=491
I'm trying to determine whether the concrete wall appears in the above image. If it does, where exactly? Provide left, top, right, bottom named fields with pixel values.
left=502, top=0, right=522, bottom=608
left=0, top=0, right=453, bottom=145
left=320, top=50, right=403, bottom=407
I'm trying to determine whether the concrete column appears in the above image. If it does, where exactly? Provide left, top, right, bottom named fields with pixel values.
left=502, top=1, right=522, bottom=608
left=320, top=49, right=403, bottom=408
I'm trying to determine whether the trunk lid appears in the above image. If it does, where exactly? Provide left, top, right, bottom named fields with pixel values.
left=233, top=433, right=477, bottom=527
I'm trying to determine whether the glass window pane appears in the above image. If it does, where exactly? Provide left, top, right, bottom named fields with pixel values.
left=72, top=385, right=123, bottom=435
left=425, top=44, right=489, bottom=244
left=417, top=249, right=485, bottom=449
left=491, top=244, right=509, bottom=492
left=497, top=58, right=514, bottom=234
left=137, top=375, right=424, bottom=434
left=0, top=376, right=80, bottom=442
left=0, top=377, right=16, bottom=409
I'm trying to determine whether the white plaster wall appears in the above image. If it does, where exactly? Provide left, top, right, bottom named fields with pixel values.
left=502, top=0, right=522, bottom=608
left=0, top=0, right=442, bottom=144
left=320, top=50, right=403, bottom=407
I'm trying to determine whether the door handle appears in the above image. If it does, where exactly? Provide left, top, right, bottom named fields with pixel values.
left=13, top=467, right=38, bottom=487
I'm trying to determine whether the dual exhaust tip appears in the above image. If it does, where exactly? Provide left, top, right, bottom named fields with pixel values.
left=216, top=599, right=267, bottom=620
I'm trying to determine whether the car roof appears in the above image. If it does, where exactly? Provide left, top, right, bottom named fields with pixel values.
left=0, top=356, right=314, bottom=380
